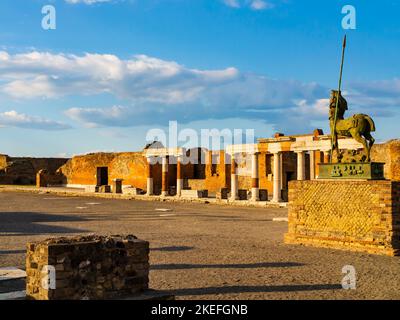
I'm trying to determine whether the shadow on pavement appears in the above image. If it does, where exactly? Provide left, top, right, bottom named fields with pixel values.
left=165, top=283, right=342, bottom=296
left=151, top=262, right=304, bottom=270
left=0, top=212, right=89, bottom=236
left=151, top=246, right=195, bottom=252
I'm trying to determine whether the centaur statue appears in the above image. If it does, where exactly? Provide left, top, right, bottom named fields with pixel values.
left=329, top=90, right=375, bottom=162
left=329, top=35, right=376, bottom=163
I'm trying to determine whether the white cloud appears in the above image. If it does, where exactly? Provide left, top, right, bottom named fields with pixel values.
left=0, top=110, right=71, bottom=130
left=223, top=0, right=274, bottom=10
left=65, top=0, right=114, bottom=4
left=250, top=0, right=273, bottom=10
left=0, top=50, right=397, bottom=134
left=0, top=51, right=240, bottom=103
left=223, top=0, right=240, bottom=8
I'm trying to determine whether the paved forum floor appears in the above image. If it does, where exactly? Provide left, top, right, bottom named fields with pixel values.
left=0, top=191, right=399, bottom=300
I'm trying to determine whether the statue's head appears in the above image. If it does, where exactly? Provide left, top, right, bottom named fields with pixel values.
left=329, top=90, right=348, bottom=110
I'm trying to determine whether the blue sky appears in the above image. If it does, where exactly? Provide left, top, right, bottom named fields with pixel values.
left=0, top=0, right=399, bottom=157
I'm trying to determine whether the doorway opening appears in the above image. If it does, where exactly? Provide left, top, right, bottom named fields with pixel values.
left=97, top=167, right=109, bottom=186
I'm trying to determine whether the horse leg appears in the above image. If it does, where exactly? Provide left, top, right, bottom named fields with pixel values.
left=364, top=131, right=375, bottom=162
left=351, top=129, right=369, bottom=162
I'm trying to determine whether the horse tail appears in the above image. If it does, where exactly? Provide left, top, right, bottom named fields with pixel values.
left=364, top=114, right=376, bottom=132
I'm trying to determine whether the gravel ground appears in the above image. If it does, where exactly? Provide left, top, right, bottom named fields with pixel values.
left=0, top=191, right=399, bottom=300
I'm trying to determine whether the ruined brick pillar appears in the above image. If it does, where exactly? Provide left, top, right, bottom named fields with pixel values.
left=176, top=156, right=183, bottom=197
left=112, top=179, right=123, bottom=194
left=309, top=150, right=315, bottom=180
left=314, top=151, right=324, bottom=178
left=272, top=151, right=282, bottom=202
left=36, top=170, right=47, bottom=188
left=323, top=151, right=330, bottom=163
left=296, top=151, right=306, bottom=181
left=251, top=152, right=260, bottom=201
left=146, top=157, right=153, bottom=196
left=161, top=155, right=169, bottom=197
left=230, top=154, right=238, bottom=200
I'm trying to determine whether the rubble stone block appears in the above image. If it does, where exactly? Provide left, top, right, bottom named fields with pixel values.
left=238, top=189, right=247, bottom=200
left=216, top=188, right=229, bottom=200
left=123, top=187, right=144, bottom=195
left=259, top=189, right=268, bottom=201
left=26, top=235, right=149, bottom=300
left=98, top=185, right=111, bottom=193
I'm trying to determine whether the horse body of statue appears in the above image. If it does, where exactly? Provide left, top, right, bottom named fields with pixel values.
left=329, top=90, right=375, bottom=162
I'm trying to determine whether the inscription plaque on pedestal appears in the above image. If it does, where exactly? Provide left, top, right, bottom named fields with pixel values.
left=318, top=162, right=385, bottom=180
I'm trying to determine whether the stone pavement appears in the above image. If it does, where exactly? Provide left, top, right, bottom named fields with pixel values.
left=0, top=191, right=400, bottom=300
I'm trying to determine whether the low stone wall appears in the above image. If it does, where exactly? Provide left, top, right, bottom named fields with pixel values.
left=26, top=235, right=149, bottom=300
left=285, top=180, right=400, bottom=256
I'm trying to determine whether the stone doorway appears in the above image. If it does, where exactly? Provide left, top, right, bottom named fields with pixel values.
left=96, top=167, right=108, bottom=186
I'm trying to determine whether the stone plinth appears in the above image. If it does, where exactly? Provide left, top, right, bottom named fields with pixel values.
left=112, top=179, right=123, bottom=194
left=216, top=188, right=229, bottom=200
left=318, top=162, right=385, bottom=180
left=284, top=180, right=400, bottom=256
left=238, top=189, right=247, bottom=200
left=259, top=189, right=268, bottom=201
left=26, top=235, right=149, bottom=300
left=98, top=185, right=111, bottom=193
left=181, top=189, right=208, bottom=199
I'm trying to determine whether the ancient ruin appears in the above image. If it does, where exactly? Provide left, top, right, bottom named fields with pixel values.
left=1, top=133, right=399, bottom=205
left=284, top=36, right=400, bottom=256
left=26, top=235, right=153, bottom=300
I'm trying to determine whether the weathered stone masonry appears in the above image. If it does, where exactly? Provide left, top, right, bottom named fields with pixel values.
left=26, top=235, right=149, bottom=300
left=285, top=180, right=400, bottom=256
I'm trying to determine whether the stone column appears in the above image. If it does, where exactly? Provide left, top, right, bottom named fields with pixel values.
left=296, top=151, right=306, bottom=180
left=176, top=156, right=183, bottom=197
left=323, top=151, right=330, bottom=164
left=309, top=151, right=315, bottom=180
left=272, top=152, right=282, bottom=203
left=161, top=155, right=169, bottom=197
left=230, top=154, right=238, bottom=201
left=251, top=152, right=260, bottom=201
left=146, top=157, right=153, bottom=196
left=279, top=152, right=283, bottom=192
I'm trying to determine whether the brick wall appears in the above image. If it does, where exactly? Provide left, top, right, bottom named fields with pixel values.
left=0, top=155, right=68, bottom=185
left=285, top=180, right=400, bottom=256
left=371, top=139, right=400, bottom=181
left=26, top=235, right=149, bottom=300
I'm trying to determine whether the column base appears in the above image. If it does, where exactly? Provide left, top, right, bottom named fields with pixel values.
left=161, top=191, right=169, bottom=197
left=146, top=178, right=153, bottom=196
left=270, top=199, right=282, bottom=203
left=176, top=179, right=183, bottom=198
left=251, top=188, right=259, bottom=201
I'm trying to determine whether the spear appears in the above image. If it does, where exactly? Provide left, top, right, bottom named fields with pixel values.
left=330, top=34, right=347, bottom=163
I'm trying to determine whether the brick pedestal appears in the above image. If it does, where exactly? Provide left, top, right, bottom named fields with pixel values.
left=26, top=235, right=149, bottom=300
left=284, top=180, right=400, bottom=256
